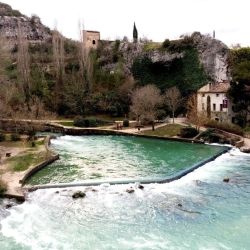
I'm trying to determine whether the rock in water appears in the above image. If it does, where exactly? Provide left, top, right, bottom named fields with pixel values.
left=126, top=187, right=135, bottom=193
left=138, top=184, right=144, bottom=190
left=5, top=203, right=13, bottom=209
left=72, top=191, right=86, bottom=199
left=240, top=147, right=250, bottom=153
left=223, top=177, right=230, bottom=183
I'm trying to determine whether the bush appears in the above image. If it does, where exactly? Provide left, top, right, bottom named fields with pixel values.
left=123, top=119, right=129, bottom=127
left=0, top=180, right=7, bottom=197
left=162, top=39, right=171, bottom=49
left=205, top=120, right=243, bottom=136
left=11, top=133, right=21, bottom=141
left=27, top=130, right=36, bottom=139
left=73, top=117, right=98, bottom=128
left=180, top=127, right=198, bottom=138
left=0, top=133, right=5, bottom=142
left=199, top=128, right=231, bottom=144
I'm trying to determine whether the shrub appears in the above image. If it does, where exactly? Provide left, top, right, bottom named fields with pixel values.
left=11, top=133, right=21, bottom=141
left=123, top=119, right=129, bottom=127
left=180, top=127, right=198, bottom=138
left=73, top=117, right=98, bottom=128
left=0, top=180, right=7, bottom=197
left=205, top=120, right=243, bottom=136
left=162, top=39, right=171, bottom=49
left=87, top=119, right=98, bottom=127
left=27, top=130, right=36, bottom=140
left=199, top=128, right=220, bottom=143
left=0, top=133, right=5, bottom=142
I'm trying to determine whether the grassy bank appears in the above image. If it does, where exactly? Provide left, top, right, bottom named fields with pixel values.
left=143, top=124, right=184, bottom=137
left=7, top=151, right=48, bottom=172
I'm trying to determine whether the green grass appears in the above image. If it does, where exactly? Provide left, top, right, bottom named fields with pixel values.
left=8, top=152, right=47, bottom=172
left=0, top=180, right=7, bottom=197
left=56, top=115, right=122, bottom=127
left=244, top=127, right=250, bottom=133
left=57, top=121, right=74, bottom=127
left=35, top=139, right=45, bottom=146
left=143, top=42, right=161, bottom=52
left=143, top=124, right=184, bottom=137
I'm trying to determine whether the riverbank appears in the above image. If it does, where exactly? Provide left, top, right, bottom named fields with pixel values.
left=0, top=136, right=58, bottom=201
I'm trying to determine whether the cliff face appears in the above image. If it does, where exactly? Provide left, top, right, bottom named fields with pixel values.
left=99, top=33, right=230, bottom=83
left=192, top=33, right=230, bottom=82
left=0, top=3, right=51, bottom=42
left=0, top=2, right=230, bottom=83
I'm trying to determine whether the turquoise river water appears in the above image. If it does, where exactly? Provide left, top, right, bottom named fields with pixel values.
left=0, top=135, right=249, bottom=249
left=28, top=135, right=225, bottom=184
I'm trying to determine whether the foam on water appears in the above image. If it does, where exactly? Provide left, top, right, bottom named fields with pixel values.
left=0, top=148, right=250, bottom=250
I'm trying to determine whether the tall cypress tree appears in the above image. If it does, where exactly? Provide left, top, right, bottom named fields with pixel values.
left=133, top=22, right=138, bottom=43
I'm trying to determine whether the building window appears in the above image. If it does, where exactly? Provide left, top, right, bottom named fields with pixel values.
left=92, top=40, right=96, bottom=45
left=202, top=103, right=205, bottom=111
left=216, top=94, right=220, bottom=97
left=220, top=104, right=223, bottom=111
left=213, top=103, right=216, bottom=111
left=202, top=94, right=205, bottom=97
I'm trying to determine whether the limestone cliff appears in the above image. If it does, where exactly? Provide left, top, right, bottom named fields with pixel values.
left=192, top=32, right=230, bottom=82
left=98, top=33, right=230, bottom=84
left=0, top=2, right=51, bottom=42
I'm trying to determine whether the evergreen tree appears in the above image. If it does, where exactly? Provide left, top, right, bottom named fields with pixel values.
left=133, top=22, right=138, bottom=43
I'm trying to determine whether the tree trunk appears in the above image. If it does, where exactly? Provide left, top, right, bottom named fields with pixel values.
left=152, top=121, right=155, bottom=131
left=172, top=110, right=175, bottom=123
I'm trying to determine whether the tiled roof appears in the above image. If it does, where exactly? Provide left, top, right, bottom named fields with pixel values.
left=198, top=82, right=230, bottom=93
left=209, top=82, right=230, bottom=92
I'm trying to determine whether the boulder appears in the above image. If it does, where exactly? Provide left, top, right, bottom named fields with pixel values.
left=240, top=147, right=250, bottom=153
left=5, top=203, right=13, bottom=209
left=223, top=177, right=230, bottom=183
left=126, top=187, right=135, bottom=193
left=72, top=191, right=86, bottom=199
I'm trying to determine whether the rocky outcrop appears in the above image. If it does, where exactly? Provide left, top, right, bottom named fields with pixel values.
left=0, top=3, right=51, bottom=42
left=146, top=50, right=183, bottom=64
left=192, top=32, right=230, bottom=82
left=99, top=33, right=230, bottom=83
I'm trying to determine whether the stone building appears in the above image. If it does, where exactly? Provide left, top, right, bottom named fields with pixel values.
left=82, top=30, right=100, bottom=50
left=197, top=82, right=232, bottom=122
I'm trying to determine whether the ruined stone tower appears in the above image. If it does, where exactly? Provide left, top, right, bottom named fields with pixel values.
left=82, top=30, right=100, bottom=49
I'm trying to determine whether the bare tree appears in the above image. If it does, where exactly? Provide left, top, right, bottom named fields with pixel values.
left=78, top=21, right=94, bottom=94
left=0, top=35, right=11, bottom=80
left=165, top=86, right=182, bottom=123
left=17, top=22, right=31, bottom=110
left=187, top=94, right=207, bottom=131
left=52, top=27, right=65, bottom=112
left=130, top=84, right=162, bottom=130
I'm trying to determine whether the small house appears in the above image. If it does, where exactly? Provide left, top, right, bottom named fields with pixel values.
left=197, top=82, right=232, bottom=122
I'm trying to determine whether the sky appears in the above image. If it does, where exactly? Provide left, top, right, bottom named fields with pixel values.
left=1, top=0, right=250, bottom=47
